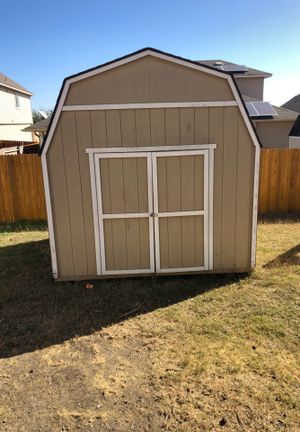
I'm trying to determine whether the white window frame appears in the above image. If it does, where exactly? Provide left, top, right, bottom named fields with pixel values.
left=15, top=94, right=20, bottom=109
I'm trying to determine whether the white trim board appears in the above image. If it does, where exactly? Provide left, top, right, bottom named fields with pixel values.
left=62, top=101, right=237, bottom=111
left=86, top=144, right=217, bottom=154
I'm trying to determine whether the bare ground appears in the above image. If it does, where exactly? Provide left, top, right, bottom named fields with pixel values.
left=0, top=220, right=299, bottom=431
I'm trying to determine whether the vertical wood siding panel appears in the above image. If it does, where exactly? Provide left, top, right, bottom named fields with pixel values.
left=165, top=109, right=180, bottom=145
left=106, top=110, right=122, bottom=147
left=150, top=109, right=165, bottom=146
left=135, top=109, right=151, bottom=147
left=195, top=108, right=209, bottom=143
left=108, top=159, right=125, bottom=213
left=75, top=111, right=97, bottom=275
left=221, top=107, right=238, bottom=269
left=158, top=218, right=169, bottom=269
left=166, top=156, right=181, bottom=212
left=126, top=219, right=141, bottom=269
left=99, top=159, right=111, bottom=214
left=139, top=218, right=150, bottom=269
left=181, top=155, right=195, bottom=211
left=194, top=155, right=204, bottom=210
left=195, top=215, right=204, bottom=266
left=123, top=158, right=139, bottom=212
left=112, top=219, right=127, bottom=270
left=167, top=217, right=182, bottom=268
left=181, top=216, right=196, bottom=267
left=61, top=112, right=87, bottom=276
left=235, top=116, right=254, bottom=269
left=209, top=107, right=224, bottom=270
left=180, top=108, right=195, bottom=145
left=137, top=158, right=149, bottom=212
left=103, top=220, right=114, bottom=270
left=47, top=125, right=74, bottom=277
left=157, top=157, right=168, bottom=212
left=91, top=111, right=107, bottom=147
left=120, top=110, right=136, bottom=147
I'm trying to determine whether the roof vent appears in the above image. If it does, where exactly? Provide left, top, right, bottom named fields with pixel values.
left=214, top=61, right=224, bottom=66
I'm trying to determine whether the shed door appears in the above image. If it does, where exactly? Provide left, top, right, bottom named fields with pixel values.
left=152, top=150, right=209, bottom=273
left=95, top=153, right=154, bottom=275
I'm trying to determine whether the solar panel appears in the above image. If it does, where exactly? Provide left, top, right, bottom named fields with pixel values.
left=222, top=64, right=248, bottom=73
left=245, top=101, right=278, bottom=118
left=214, top=64, right=248, bottom=73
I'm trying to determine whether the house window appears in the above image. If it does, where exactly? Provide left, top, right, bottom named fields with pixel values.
left=15, top=94, right=20, bottom=108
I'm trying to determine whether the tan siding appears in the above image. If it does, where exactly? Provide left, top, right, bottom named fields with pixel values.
left=91, top=111, right=107, bottom=147
left=165, top=109, right=180, bottom=145
left=221, top=107, right=239, bottom=269
left=209, top=107, right=224, bottom=269
left=255, top=121, right=293, bottom=148
left=60, top=112, right=88, bottom=276
left=235, top=116, right=254, bottom=268
left=150, top=109, right=165, bottom=146
left=120, top=110, right=136, bottom=147
left=195, top=107, right=209, bottom=142
left=75, top=111, right=97, bottom=275
left=180, top=108, right=194, bottom=145
left=106, top=110, right=122, bottom=147
left=47, top=125, right=74, bottom=277
left=135, top=109, right=151, bottom=147
left=104, top=218, right=150, bottom=271
left=65, top=56, right=233, bottom=105
left=48, top=103, right=255, bottom=278
left=235, top=77, right=264, bottom=101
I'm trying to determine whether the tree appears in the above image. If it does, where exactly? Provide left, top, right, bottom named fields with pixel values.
left=32, top=108, right=53, bottom=123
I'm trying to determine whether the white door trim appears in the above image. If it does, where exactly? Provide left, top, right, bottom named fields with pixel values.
left=94, top=152, right=155, bottom=276
left=86, top=144, right=216, bottom=154
left=151, top=149, right=213, bottom=274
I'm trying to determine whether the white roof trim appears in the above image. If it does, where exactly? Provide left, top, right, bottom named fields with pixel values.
left=0, top=82, right=33, bottom=96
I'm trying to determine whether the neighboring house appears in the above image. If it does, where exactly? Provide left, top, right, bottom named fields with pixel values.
left=197, top=60, right=299, bottom=148
left=23, top=116, right=51, bottom=145
left=282, top=94, right=300, bottom=113
left=288, top=115, right=300, bottom=148
left=0, top=72, right=33, bottom=146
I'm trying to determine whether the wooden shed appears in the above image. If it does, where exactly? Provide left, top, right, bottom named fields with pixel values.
left=40, top=48, right=261, bottom=281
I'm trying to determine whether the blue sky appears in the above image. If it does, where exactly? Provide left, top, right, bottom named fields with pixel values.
left=2, top=0, right=300, bottom=109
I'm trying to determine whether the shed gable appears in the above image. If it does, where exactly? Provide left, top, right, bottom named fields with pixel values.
left=65, top=55, right=234, bottom=105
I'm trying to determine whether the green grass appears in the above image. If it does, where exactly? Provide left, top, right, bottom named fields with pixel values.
left=0, top=219, right=299, bottom=431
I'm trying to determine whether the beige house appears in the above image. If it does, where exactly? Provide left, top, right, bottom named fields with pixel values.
left=41, top=48, right=261, bottom=281
left=0, top=72, right=33, bottom=145
left=199, top=60, right=298, bottom=148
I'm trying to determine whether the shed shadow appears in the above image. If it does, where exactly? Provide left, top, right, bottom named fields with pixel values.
left=263, top=244, right=300, bottom=268
left=0, top=239, right=248, bottom=359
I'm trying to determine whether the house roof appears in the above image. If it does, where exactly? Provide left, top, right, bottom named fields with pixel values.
left=289, top=115, right=300, bottom=137
left=40, top=47, right=262, bottom=155
left=281, top=94, right=300, bottom=113
left=196, top=60, right=272, bottom=78
left=23, top=117, right=51, bottom=132
left=242, top=95, right=299, bottom=122
left=0, top=72, right=33, bottom=96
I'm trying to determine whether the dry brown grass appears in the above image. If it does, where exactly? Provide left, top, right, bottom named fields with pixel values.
left=0, top=219, right=299, bottom=431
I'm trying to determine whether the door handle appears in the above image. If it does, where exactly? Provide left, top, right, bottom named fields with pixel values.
left=150, top=212, right=158, bottom=217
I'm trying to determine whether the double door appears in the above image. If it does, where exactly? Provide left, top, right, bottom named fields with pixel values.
left=94, top=149, right=211, bottom=275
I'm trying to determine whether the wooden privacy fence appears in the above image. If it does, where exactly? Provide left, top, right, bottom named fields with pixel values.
left=0, top=155, right=46, bottom=223
left=258, top=149, right=300, bottom=214
left=0, top=150, right=300, bottom=223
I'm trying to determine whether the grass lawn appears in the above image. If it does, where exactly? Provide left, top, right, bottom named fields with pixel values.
left=0, top=219, right=299, bottom=431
